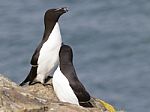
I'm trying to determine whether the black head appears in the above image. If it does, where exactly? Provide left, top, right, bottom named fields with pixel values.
left=59, top=45, right=73, bottom=64
left=44, top=7, right=68, bottom=23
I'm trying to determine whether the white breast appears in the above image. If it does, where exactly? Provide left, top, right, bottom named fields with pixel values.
left=52, top=66, right=79, bottom=105
left=35, top=22, right=62, bottom=83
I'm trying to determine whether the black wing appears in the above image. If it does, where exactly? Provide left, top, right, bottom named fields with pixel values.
left=60, top=64, right=91, bottom=102
left=30, top=42, right=43, bottom=65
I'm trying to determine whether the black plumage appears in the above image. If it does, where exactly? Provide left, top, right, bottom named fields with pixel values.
left=20, top=7, right=68, bottom=86
left=59, top=45, right=93, bottom=107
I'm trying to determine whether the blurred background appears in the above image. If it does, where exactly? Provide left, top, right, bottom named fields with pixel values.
left=0, top=0, right=150, bottom=111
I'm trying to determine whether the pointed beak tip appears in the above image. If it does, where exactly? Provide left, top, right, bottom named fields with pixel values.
left=62, top=7, right=69, bottom=12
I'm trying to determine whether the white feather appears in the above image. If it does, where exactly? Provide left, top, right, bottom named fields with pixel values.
left=36, top=22, right=62, bottom=83
left=53, top=66, right=79, bottom=105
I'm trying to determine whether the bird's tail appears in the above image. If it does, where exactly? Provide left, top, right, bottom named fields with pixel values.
left=19, top=66, right=37, bottom=86
left=19, top=77, right=29, bottom=86
left=79, top=101, right=93, bottom=108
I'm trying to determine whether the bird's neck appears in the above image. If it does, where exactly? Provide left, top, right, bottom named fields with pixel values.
left=43, top=22, right=59, bottom=41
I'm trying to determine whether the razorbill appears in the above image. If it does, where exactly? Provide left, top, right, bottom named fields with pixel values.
left=20, top=7, right=68, bottom=86
left=52, top=45, right=93, bottom=107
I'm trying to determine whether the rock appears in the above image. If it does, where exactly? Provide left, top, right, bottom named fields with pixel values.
left=0, top=74, right=105, bottom=112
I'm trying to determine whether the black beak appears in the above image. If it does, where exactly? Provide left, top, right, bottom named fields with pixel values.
left=56, top=7, right=69, bottom=13
left=61, top=7, right=69, bottom=12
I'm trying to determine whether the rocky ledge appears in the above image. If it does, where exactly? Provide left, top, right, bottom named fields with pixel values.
left=0, top=74, right=122, bottom=112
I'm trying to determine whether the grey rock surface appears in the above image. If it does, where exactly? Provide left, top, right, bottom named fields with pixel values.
left=0, top=74, right=104, bottom=112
